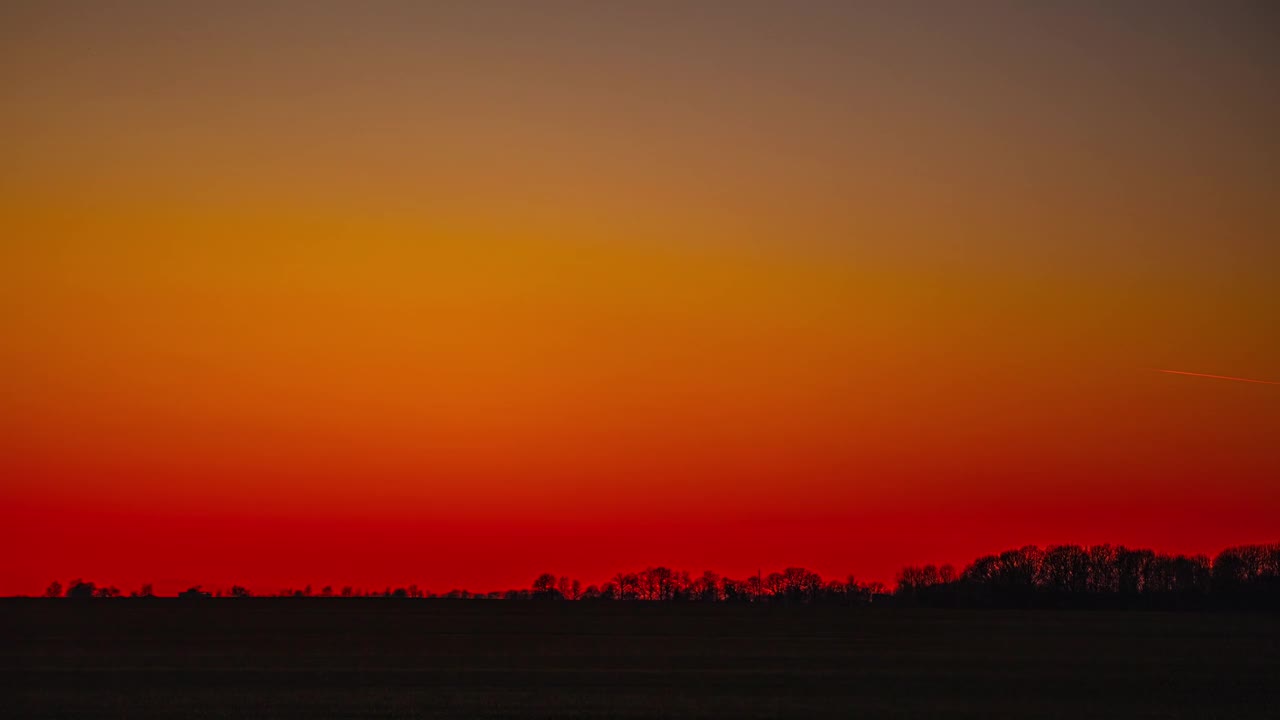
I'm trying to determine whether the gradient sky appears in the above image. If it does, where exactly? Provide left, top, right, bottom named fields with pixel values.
left=3, top=1, right=1278, bottom=595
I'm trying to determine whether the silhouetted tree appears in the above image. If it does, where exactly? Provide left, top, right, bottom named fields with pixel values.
left=692, top=571, right=721, bottom=602
left=779, top=567, right=823, bottom=603
left=44, top=581, right=63, bottom=598
left=531, top=573, right=563, bottom=599
left=653, top=567, right=683, bottom=600
left=66, top=579, right=95, bottom=599
left=613, top=573, right=639, bottom=600
left=721, top=577, right=750, bottom=602
left=1040, top=545, right=1089, bottom=596
left=1086, top=545, right=1120, bottom=594
left=896, top=565, right=940, bottom=596
left=556, top=576, right=579, bottom=600
left=1213, top=544, right=1280, bottom=607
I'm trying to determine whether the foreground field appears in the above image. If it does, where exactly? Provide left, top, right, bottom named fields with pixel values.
left=3, top=600, right=1278, bottom=718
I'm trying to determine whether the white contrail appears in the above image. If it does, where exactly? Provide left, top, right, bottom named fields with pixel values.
left=1152, top=369, right=1280, bottom=386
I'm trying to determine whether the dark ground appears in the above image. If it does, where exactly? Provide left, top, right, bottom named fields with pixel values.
left=3, top=600, right=1278, bottom=718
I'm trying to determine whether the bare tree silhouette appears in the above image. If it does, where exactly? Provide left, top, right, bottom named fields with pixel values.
left=31, top=542, right=1279, bottom=608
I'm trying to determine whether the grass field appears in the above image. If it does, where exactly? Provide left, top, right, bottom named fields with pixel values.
left=4, top=600, right=1278, bottom=718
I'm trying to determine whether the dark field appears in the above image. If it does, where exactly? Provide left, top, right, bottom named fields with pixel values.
left=3, top=600, right=1278, bottom=718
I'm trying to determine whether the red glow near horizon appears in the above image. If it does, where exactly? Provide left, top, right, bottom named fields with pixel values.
left=3, top=489, right=1277, bottom=596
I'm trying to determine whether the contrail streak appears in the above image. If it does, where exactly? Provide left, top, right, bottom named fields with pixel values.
left=1152, top=369, right=1280, bottom=386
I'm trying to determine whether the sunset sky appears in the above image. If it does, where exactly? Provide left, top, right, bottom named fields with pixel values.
left=2, top=1, right=1278, bottom=595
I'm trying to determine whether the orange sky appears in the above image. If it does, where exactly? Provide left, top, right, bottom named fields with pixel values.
left=2, top=2, right=1277, bottom=594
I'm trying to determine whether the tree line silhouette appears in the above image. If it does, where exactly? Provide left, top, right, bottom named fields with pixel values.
left=36, top=543, right=1280, bottom=609
left=893, top=543, right=1279, bottom=610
